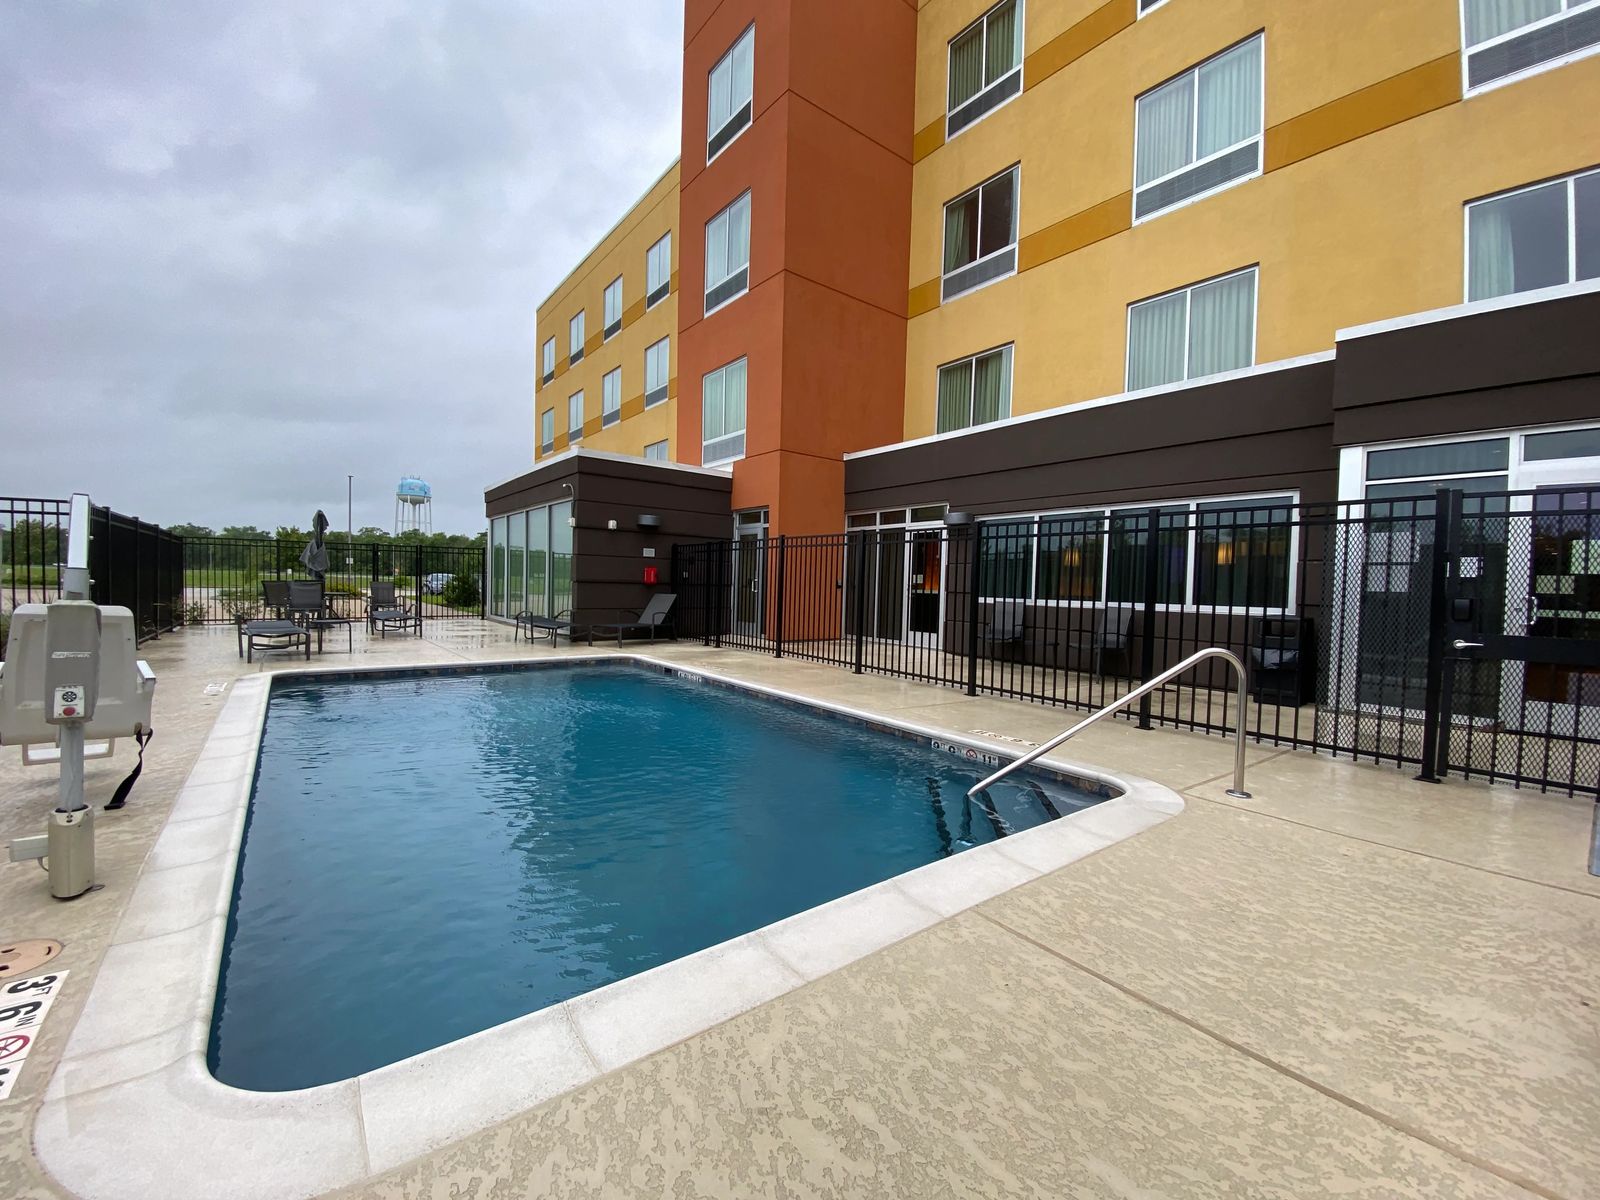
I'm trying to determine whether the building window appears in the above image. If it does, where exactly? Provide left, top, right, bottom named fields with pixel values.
left=1462, top=0, right=1600, bottom=92
left=647, top=233, right=671, bottom=308
left=1134, top=34, right=1263, bottom=222
left=936, top=344, right=1013, bottom=433
left=644, top=439, right=669, bottom=462
left=946, top=0, right=1023, bottom=138
left=1126, top=267, right=1257, bottom=391
left=568, top=390, right=584, bottom=439
left=705, top=191, right=751, bottom=314
left=942, top=165, right=1018, bottom=302
left=1138, top=0, right=1172, bottom=14
left=568, top=310, right=585, bottom=364
left=1466, top=167, right=1599, bottom=301
left=645, top=336, right=670, bottom=407
left=602, top=368, right=622, bottom=427
left=540, top=408, right=555, bottom=454
left=707, top=25, right=755, bottom=161
left=702, top=357, right=747, bottom=466
left=978, top=492, right=1295, bottom=612
left=603, top=276, right=623, bottom=339
left=541, top=338, right=555, bottom=385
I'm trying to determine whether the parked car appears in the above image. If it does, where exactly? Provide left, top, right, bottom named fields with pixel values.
left=422, top=572, right=454, bottom=595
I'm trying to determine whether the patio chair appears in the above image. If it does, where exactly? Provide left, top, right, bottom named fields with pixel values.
left=1065, top=607, right=1133, bottom=678
left=976, top=600, right=1026, bottom=659
left=236, top=616, right=310, bottom=662
left=260, top=580, right=291, bottom=618
left=286, top=579, right=330, bottom=623
left=588, top=594, right=678, bottom=647
left=368, top=580, right=421, bottom=638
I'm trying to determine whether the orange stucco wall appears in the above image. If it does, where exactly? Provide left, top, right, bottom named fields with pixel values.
left=677, top=0, right=916, bottom=538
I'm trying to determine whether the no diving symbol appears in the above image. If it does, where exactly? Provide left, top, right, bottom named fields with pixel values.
left=964, top=748, right=978, bottom=761
left=0, top=1033, right=32, bottom=1062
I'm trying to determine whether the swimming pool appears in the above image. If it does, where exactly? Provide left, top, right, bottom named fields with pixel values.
left=209, top=662, right=1110, bottom=1090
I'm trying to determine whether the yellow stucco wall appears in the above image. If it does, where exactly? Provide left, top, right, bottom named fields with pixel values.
left=904, top=0, right=1600, bottom=439
left=534, top=160, right=681, bottom=462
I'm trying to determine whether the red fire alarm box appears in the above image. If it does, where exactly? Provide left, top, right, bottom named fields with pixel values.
left=643, top=565, right=659, bottom=585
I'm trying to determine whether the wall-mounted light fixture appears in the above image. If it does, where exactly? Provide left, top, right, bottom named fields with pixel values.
left=943, top=511, right=973, bottom=527
left=637, top=514, right=662, bottom=531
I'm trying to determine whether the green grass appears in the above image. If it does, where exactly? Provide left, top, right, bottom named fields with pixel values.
left=1, top=565, right=60, bottom=586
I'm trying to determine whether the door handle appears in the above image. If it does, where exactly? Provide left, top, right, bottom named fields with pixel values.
left=1451, top=639, right=1484, bottom=650
left=1526, top=593, right=1540, bottom=629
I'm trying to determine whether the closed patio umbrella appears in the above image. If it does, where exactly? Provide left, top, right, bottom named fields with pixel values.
left=299, top=510, right=330, bottom=581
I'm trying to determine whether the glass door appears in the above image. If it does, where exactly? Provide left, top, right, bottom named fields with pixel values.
left=732, top=510, right=766, bottom=638
left=1512, top=469, right=1600, bottom=736
left=905, top=529, right=944, bottom=648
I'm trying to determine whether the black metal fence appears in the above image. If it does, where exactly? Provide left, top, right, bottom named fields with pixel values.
left=179, top=537, right=485, bottom=624
left=2, top=496, right=70, bottom=616
left=674, top=489, right=1600, bottom=797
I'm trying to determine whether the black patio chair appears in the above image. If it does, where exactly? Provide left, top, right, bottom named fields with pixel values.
left=260, top=579, right=291, bottom=618
left=588, top=593, right=678, bottom=647
left=368, top=580, right=422, bottom=638
left=1065, top=607, right=1133, bottom=678
left=976, top=599, right=1026, bottom=659
left=514, top=609, right=584, bottom=645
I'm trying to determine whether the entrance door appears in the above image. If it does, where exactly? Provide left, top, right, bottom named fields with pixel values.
left=906, top=529, right=944, bottom=648
left=732, top=511, right=766, bottom=638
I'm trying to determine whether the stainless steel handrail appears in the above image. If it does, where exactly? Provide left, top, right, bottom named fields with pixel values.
left=966, top=647, right=1253, bottom=800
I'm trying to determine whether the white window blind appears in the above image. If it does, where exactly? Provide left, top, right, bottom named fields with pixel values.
left=702, top=357, right=747, bottom=465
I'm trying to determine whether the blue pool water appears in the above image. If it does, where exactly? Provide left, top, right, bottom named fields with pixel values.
left=209, top=665, right=1107, bottom=1090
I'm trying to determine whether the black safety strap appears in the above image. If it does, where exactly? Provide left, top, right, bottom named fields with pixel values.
left=104, top=728, right=153, bottom=811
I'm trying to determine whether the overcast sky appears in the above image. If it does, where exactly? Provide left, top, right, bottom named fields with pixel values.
left=1, top=1, right=682, bottom=535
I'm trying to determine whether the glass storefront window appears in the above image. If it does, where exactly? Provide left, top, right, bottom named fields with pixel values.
left=1107, top=506, right=1187, bottom=604
left=978, top=520, right=1033, bottom=599
left=527, top=507, right=550, bottom=618
left=1193, top=497, right=1293, bottom=608
left=550, top=500, right=574, bottom=617
left=1036, top=514, right=1104, bottom=602
left=489, top=516, right=507, bottom=617
left=506, top=512, right=526, bottom=616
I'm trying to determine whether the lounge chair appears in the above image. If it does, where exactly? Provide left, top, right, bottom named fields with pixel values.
left=237, top=616, right=310, bottom=662
left=1065, top=607, right=1133, bottom=677
left=368, top=581, right=421, bottom=638
left=588, top=594, right=677, bottom=647
left=287, top=579, right=356, bottom=653
left=260, top=580, right=291, bottom=618
left=514, top=609, right=583, bottom=644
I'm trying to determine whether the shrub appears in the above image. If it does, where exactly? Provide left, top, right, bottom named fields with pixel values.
left=440, top=572, right=481, bottom=610
left=182, top=600, right=208, bottom=627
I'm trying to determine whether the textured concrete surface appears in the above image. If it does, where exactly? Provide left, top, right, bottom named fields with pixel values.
left=3, top=622, right=1597, bottom=1200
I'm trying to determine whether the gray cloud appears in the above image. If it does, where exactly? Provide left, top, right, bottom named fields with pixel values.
left=0, top=0, right=682, bottom=533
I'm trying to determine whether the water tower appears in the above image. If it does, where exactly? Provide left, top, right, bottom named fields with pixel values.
left=394, top=475, right=433, bottom=536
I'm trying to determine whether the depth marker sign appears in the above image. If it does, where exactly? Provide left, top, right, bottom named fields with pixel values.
left=0, top=970, right=69, bottom=1102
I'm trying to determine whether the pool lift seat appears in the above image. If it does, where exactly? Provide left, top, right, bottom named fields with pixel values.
left=0, top=603, right=157, bottom=766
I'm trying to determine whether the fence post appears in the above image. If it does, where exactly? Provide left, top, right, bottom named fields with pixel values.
left=853, top=533, right=868, bottom=674
left=772, top=534, right=787, bottom=659
left=413, top=544, right=424, bottom=615
left=966, top=524, right=983, bottom=696
left=1137, top=509, right=1161, bottom=729
left=713, top=543, right=724, bottom=649
left=1415, top=487, right=1459, bottom=783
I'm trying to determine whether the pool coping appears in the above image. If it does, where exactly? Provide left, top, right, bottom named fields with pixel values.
left=33, top=653, right=1186, bottom=1200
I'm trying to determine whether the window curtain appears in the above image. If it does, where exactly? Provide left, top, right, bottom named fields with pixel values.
left=944, top=195, right=977, bottom=272
left=1187, top=271, right=1255, bottom=378
left=1467, top=201, right=1516, bottom=301
left=1136, top=75, right=1193, bottom=186
left=728, top=197, right=751, bottom=272
left=706, top=212, right=728, bottom=284
left=725, top=359, right=747, bottom=433
left=1464, top=0, right=1560, bottom=45
left=936, top=361, right=973, bottom=433
left=1196, top=38, right=1261, bottom=159
left=1127, top=292, right=1186, bottom=390
left=731, top=32, right=754, bottom=107
left=948, top=25, right=984, bottom=109
left=978, top=170, right=1017, bottom=256
left=984, top=1, right=1019, bottom=84
left=703, top=370, right=726, bottom=440
left=972, top=347, right=1012, bottom=424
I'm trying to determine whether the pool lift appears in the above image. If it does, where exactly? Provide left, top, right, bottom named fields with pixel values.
left=1, top=493, right=157, bottom=899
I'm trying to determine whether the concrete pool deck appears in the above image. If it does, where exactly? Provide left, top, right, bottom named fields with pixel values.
left=1, top=621, right=1596, bottom=1199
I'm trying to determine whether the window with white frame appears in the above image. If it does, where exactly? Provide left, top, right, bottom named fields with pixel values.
left=977, top=493, right=1296, bottom=611
left=644, top=439, right=669, bottom=462
left=569, top=310, right=585, bottom=363
left=646, top=232, right=671, bottom=307
left=946, top=0, right=1023, bottom=138
left=705, top=192, right=751, bottom=314
left=1466, top=167, right=1599, bottom=301
left=603, top=276, right=623, bottom=339
left=1134, top=34, right=1263, bottom=222
left=942, top=165, right=1018, bottom=302
left=541, top=337, right=555, bottom=384
left=645, top=336, right=670, bottom=407
left=1138, top=0, right=1171, bottom=13
left=936, top=344, right=1013, bottom=433
left=702, top=357, right=747, bottom=466
left=539, top=408, right=555, bottom=453
left=1462, top=0, right=1600, bottom=92
left=707, top=25, right=755, bottom=161
left=568, top=390, right=584, bottom=439
left=1127, top=267, right=1257, bottom=391
left=602, top=368, right=622, bottom=426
